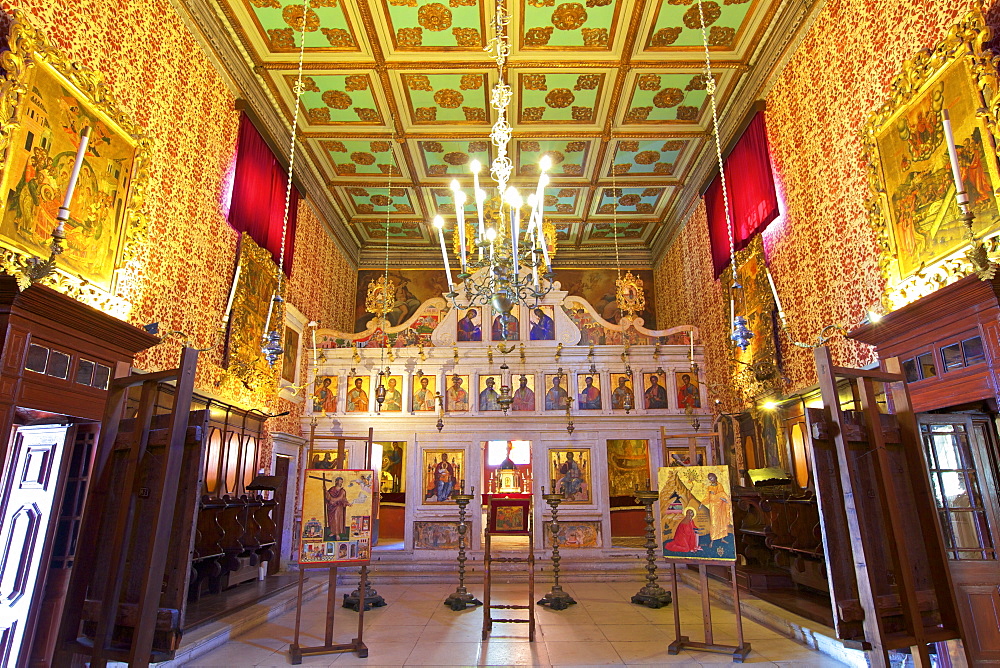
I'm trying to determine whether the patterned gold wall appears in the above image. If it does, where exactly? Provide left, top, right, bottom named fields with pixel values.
left=0, top=0, right=357, bottom=455
left=656, top=0, right=982, bottom=406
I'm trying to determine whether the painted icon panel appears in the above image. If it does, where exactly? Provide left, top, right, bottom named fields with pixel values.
left=659, top=465, right=735, bottom=562
left=299, top=469, right=375, bottom=565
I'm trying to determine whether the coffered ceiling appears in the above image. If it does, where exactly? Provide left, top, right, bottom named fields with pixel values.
left=180, top=0, right=820, bottom=265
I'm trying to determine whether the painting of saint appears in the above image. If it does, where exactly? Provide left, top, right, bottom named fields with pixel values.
left=478, top=375, right=501, bottom=411
left=550, top=449, right=590, bottom=503
left=346, top=376, right=370, bottom=412
left=457, top=307, right=482, bottom=342
left=281, top=326, right=299, bottom=383
left=543, top=521, right=600, bottom=548
left=544, top=374, right=570, bottom=410
left=659, top=465, right=735, bottom=561
left=377, top=375, right=403, bottom=412
left=555, top=268, right=657, bottom=328
left=606, top=439, right=650, bottom=497
left=676, top=372, right=701, bottom=410
left=313, top=376, right=339, bottom=413
left=446, top=374, right=470, bottom=412
left=577, top=374, right=602, bottom=410
left=413, top=522, right=461, bottom=549
left=423, top=450, right=463, bottom=504
left=353, top=269, right=447, bottom=332
left=491, top=312, right=519, bottom=341
left=529, top=306, right=555, bottom=340
left=311, top=444, right=350, bottom=469
left=511, top=375, right=535, bottom=411
left=412, top=375, right=437, bottom=412
left=643, top=372, right=668, bottom=409
left=299, top=468, right=375, bottom=565
left=610, top=373, right=635, bottom=411
left=375, top=441, right=404, bottom=493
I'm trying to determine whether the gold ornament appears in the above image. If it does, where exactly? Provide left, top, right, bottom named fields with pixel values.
left=365, top=275, right=397, bottom=316
left=616, top=271, right=646, bottom=318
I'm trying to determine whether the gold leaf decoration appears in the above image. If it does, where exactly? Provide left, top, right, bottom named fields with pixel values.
left=451, top=0, right=478, bottom=5
left=249, top=0, right=280, bottom=7
left=346, top=187, right=367, bottom=196
left=676, top=105, right=699, bottom=121
left=389, top=0, right=417, bottom=5
left=653, top=88, right=683, bottom=108
left=434, top=88, right=464, bottom=108
left=417, top=3, right=453, bottom=31
left=624, top=107, right=651, bottom=123
left=685, top=74, right=708, bottom=91
left=619, top=194, right=640, bottom=206
left=377, top=163, right=401, bottom=175
left=552, top=2, right=589, bottom=30
left=463, top=107, right=486, bottom=121
left=575, top=74, right=601, bottom=90
left=635, top=150, right=660, bottom=164
left=580, top=27, right=608, bottom=46
left=543, top=150, right=565, bottom=163
left=395, top=203, right=414, bottom=213
left=397, top=27, right=423, bottom=47
left=556, top=203, right=573, bottom=213
left=301, top=76, right=320, bottom=92
left=662, top=140, right=684, bottom=151
left=327, top=140, right=347, bottom=152
left=637, top=74, right=662, bottom=90
left=321, top=27, right=355, bottom=48
left=282, top=5, right=320, bottom=31
left=415, top=107, right=438, bottom=121
left=322, top=89, right=352, bottom=109
left=612, top=163, right=631, bottom=175
left=356, top=203, right=374, bottom=213
left=351, top=151, right=376, bottom=165
left=423, top=141, right=444, bottom=152
left=653, top=163, right=673, bottom=174
left=443, top=151, right=469, bottom=165
left=642, top=187, right=662, bottom=197
left=468, top=140, right=488, bottom=152
left=452, top=27, right=481, bottom=46
left=523, top=74, right=548, bottom=90
left=523, top=107, right=545, bottom=121
left=586, top=0, right=612, bottom=6
left=339, top=163, right=356, bottom=173
left=354, top=107, right=380, bottom=121
left=370, top=140, right=391, bottom=152
left=460, top=74, right=483, bottom=90
left=268, top=28, right=295, bottom=49
left=525, top=26, right=554, bottom=46
left=571, top=106, right=593, bottom=121
left=558, top=188, right=576, bottom=197
left=636, top=202, right=653, bottom=213
left=344, top=74, right=369, bottom=91
left=545, top=88, right=575, bottom=108
left=370, top=194, right=391, bottom=206
left=307, top=107, right=331, bottom=123
left=544, top=194, right=559, bottom=206
left=709, top=26, right=735, bottom=47
left=650, top=27, right=681, bottom=47
left=566, top=141, right=586, bottom=152
left=528, top=0, right=555, bottom=5
left=563, top=164, right=583, bottom=175
left=619, top=140, right=639, bottom=152
left=683, top=2, right=720, bottom=29
left=522, top=140, right=541, bottom=151
left=428, top=164, right=448, bottom=175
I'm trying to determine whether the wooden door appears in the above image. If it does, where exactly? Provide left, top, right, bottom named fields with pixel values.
left=917, top=413, right=1000, bottom=664
left=268, top=455, right=290, bottom=575
left=0, top=424, right=72, bottom=667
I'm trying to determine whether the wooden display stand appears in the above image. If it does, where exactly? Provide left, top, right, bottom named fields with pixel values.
left=661, top=426, right=751, bottom=663
left=288, top=565, right=368, bottom=664
left=482, top=496, right=535, bottom=641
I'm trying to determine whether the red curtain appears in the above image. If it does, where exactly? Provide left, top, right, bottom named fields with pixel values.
left=704, top=112, right=779, bottom=278
left=229, top=112, right=298, bottom=275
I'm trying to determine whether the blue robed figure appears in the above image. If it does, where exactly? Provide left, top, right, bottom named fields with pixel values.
left=529, top=307, right=555, bottom=340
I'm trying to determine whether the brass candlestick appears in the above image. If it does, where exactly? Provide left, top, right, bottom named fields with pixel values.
left=445, top=486, right=482, bottom=610
left=631, top=487, right=672, bottom=608
left=537, top=488, right=576, bottom=610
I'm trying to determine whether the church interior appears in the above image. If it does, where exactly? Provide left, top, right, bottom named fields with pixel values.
left=0, top=0, right=999, bottom=665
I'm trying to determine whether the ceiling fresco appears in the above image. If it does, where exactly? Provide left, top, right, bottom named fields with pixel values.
left=199, top=0, right=794, bottom=264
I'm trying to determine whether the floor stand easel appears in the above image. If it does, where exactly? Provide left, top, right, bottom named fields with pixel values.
left=661, top=425, right=750, bottom=662
left=289, top=565, right=368, bottom=664
left=482, top=499, right=535, bottom=641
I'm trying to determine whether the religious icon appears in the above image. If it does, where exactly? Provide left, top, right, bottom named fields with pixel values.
left=488, top=497, right=530, bottom=533
left=511, top=374, right=536, bottom=411
left=550, top=448, right=591, bottom=503
left=495, top=505, right=526, bottom=531
left=310, top=443, right=351, bottom=469
left=413, top=521, right=461, bottom=549
left=675, top=371, right=701, bottom=410
left=606, top=439, right=650, bottom=497
left=281, top=326, right=300, bottom=382
left=378, top=375, right=404, bottom=412
left=659, top=465, right=735, bottom=562
left=665, top=445, right=706, bottom=467
left=543, top=373, right=570, bottom=410
left=577, top=374, right=602, bottom=410
left=642, top=371, right=669, bottom=409
left=298, top=468, right=375, bottom=565
left=610, top=373, right=635, bottom=411
left=543, top=521, right=600, bottom=548
left=375, top=441, right=404, bottom=493
left=446, top=374, right=470, bottom=412
left=528, top=305, right=555, bottom=341
left=313, top=375, right=339, bottom=413
left=491, top=311, right=520, bottom=341
left=478, top=374, right=501, bottom=411
left=345, top=375, right=370, bottom=413
left=411, top=374, right=437, bottom=412
left=456, top=307, right=482, bottom=342
left=423, top=449, right=464, bottom=504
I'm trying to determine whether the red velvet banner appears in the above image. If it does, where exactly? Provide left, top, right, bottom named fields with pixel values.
left=705, top=112, right=779, bottom=278
left=228, top=112, right=298, bottom=275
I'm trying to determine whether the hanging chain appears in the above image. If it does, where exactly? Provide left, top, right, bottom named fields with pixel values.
left=380, top=120, right=395, bottom=371
left=612, top=153, right=621, bottom=285
left=697, top=0, right=738, bottom=286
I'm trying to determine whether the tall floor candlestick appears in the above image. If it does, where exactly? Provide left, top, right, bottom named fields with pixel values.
left=538, top=488, right=576, bottom=610
left=444, top=486, right=482, bottom=610
left=941, top=109, right=995, bottom=279
left=631, top=486, right=672, bottom=608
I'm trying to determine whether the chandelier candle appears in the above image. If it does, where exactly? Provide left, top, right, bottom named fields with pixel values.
left=434, top=215, right=454, bottom=292
left=451, top=181, right=468, bottom=272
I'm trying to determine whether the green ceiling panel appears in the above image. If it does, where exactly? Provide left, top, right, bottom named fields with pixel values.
left=594, top=187, right=664, bottom=215
left=610, top=139, right=685, bottom=176
left=382, top=0, right=485, bottom=51
left=293, top=74, right=383, bottom=125
left=241, top=0, right=359, bottom=52
left=644, top=0, right=755, bottom=51
left=322, top=139, right=399, bottom=176
left=418, top=140, right=492, bottom=177
left=520, top=0, right=623, bottom=51
left=517, top=72, right=605, bottom=124
left=360, top=220, right=425, bottom=239
left=623, top=72, right=708, bottom=124
left=401, top=73, right=490, bottom=125
left=345, top=186, right=416, bottom=215
left=516, top=139, right=592, bottom=178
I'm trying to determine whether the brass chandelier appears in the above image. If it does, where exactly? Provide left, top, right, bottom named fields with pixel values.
left=432, top=0, right=556, bottom=335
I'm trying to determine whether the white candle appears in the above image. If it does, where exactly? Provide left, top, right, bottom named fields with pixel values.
left=941, top=110, right=968, bottom=209
left=263, top=294, right=276, bottom=335
left=57, top=126, right=92, bottom=224
left=471, top=160, right=486, bottom=239
left=222, top=264, right=242, bottom=323
left=310, top=322, right=318, bottom=369
left=452, top=185, right=468, bottom=271
left=765, top=268, right=784, bottom=316
left=730, top=296, right=735, bottom=327
left=434, top=215, right=454, bottom=290
left=690, top=329, right=694, bottom=362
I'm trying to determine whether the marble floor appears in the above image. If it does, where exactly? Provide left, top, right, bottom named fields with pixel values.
left=180, top=580, right=848, bottom=667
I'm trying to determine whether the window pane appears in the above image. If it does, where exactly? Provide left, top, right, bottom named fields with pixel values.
left=75, top=359, right=95, bottom=386
left=963, top=336, right=986, bottom=365
left=949, top=511, right=985, bottom=552
left=941, top=344, right=963, bottom=371
left=903, top=358, right=920, bottom=383
left=940, top=471, right=970, bottom=507
left=93, top=364, right=111, bottom=391
left=25, top=344, right=48, bottom=373
left=932, top=434, right=962, bottom=468
left=917, top=353, right=936, bottom=379
left=930, top=473, right=945, bottom=507
left=47, top=351, right=70, bottom=379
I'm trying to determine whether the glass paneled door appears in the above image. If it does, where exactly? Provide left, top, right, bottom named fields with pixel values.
left=918, top=414, right=1000, bottom=663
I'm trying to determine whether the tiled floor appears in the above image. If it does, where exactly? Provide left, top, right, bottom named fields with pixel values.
left=181, top=581, right=848, bottom=667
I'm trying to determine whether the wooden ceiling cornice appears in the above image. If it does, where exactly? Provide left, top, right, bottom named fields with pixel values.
left=177, top=0, right=825, bottom=267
